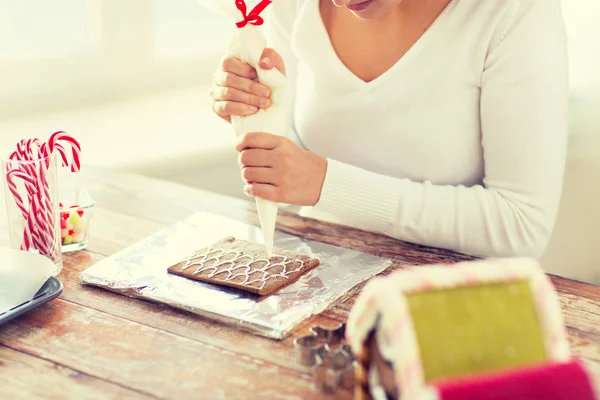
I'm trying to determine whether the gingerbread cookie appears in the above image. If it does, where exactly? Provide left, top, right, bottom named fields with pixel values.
left=167, top=237, right=320, bottom=296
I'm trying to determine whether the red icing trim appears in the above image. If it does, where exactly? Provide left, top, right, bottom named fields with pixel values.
left=437, top=360, right=597, bottom=400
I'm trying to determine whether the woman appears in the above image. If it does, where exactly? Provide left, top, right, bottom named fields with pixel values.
left=210, top=0, right=569, bottom=258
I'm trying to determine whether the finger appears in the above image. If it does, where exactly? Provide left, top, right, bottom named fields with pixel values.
left=258, top=48, right=286, bottom=76
left=238, top=149, right=275, bottom=168
left=244, top=183, right=279, bottom=202
left=212, top=101, right=258, bottom=119
left=220, top=56, right=257, bottom=79
left=215, top=70, right=271, bottom=98
left=236, top=132, right=280, bottom=152
left=211, top=86, right=270, bottom=109
left=241, top=167, right=278, bottom=185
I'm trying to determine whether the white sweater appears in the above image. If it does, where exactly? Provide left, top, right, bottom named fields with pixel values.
left=264, top=0, right=569, bottom=258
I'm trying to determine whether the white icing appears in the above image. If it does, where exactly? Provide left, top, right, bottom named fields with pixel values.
left=181, top=247, right=305, bottom=290
left=256, top=198, right=278, bottom=257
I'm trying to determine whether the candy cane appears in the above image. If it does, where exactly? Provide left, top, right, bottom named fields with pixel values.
left=44, top=142, right=69, bottom=168
left=5, top=163, right=33, bottom=251
left=6, top=169, right=38, bottom=251
left=5, top=169, right=37, bottom=218
left=45, top=131, right=81, bottom=172
left=37, top=138, right=67, bottom=255
left=31, top=190, right=53, bottom=244
left=6, top=167, right=53, bottom=256
left=5, top=131, right=81, bottom=261
left=32, top=157, right=59, bottom=259
left=42, top=132, right=82, bottom=253
left=12, top=139, right=45, bottom=215
left=11, top=141, right=55, bottom=253
left=26, top=205, right=44, bottom=252
left=30, top=135, right=64, bottom=243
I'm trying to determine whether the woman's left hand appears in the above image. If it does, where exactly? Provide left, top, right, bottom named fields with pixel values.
left=236, top=132, right=327, bottom=206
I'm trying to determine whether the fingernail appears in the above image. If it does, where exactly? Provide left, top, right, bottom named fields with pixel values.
left=260, top=98, right=269, bottom=107
left=261, top=57, right=271, bottom=66
left=250, top=71, right=258, bottom=79
left=261, top=87, right=270, bottom=97
left=244, top=186, right=252, bottom=197
left=248, top=106, right=258, bottom=112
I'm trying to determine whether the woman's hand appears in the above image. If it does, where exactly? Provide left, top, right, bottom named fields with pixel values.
left=236, top=132, right=327, bottom=207
left=210, top=48, right=286, bottom=123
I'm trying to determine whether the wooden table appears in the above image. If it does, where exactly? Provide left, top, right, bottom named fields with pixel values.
left=1, top=168, right=599, bottom=399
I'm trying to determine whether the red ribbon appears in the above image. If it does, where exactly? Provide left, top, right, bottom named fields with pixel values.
left=235, top=0, right=272, bottom=28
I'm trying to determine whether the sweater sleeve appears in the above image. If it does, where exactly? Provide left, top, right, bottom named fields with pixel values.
left=310, top=0, right=569, bottom=258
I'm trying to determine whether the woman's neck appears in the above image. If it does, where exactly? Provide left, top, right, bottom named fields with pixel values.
left=319, top=0, right=452, bottom=82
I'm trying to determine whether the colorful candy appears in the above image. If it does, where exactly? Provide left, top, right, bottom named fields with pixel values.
left=59, top=205, right=88, bottom=247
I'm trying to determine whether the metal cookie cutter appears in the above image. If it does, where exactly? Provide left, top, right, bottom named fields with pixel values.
left=314, top=343, right=355, bottom=392
left=293, top=323, right=346, bottom=366
left=293, top=323, right=354, bottom=393
left=294, top=334, right=326, bottom=366
left=310, top=324, right=346, bottom=347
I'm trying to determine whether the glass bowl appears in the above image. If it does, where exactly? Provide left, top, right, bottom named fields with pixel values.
left=58, top=188, right=94, bottom=253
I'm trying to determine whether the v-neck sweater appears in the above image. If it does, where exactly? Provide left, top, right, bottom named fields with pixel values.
left=263, top=0, right=569, bottom=258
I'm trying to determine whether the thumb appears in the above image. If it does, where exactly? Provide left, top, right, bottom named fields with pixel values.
left=259, top=48, right=286, bottom=76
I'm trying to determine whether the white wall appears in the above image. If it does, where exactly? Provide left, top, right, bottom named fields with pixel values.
left=542, top=137, right=600, bottom=284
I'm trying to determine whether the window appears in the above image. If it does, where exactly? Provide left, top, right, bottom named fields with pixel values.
left=0, top=0, right=234, bottom=118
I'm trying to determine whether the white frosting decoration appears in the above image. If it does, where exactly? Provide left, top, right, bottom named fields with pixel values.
left=181, top=247, right=304, bottom=290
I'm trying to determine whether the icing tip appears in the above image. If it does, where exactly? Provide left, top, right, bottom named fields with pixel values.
left=265, top=245, right=273, bottom=257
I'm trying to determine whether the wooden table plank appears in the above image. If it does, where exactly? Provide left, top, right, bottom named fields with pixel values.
left=81, top=169, right=598, bottom=290
left=0, top=300, right=337, bottom=400
left=2, top=167, right=600, bottom=398
left=48, top=206, right=346, bottom=374
left=82, top=169, right=247, bottom=226
left=554, top=276, right=600, bottom=338
left=81, top=169, right=473, bottom=265
left=0, top=200, right=347, bottom=382
left=84, top=207, right=166, bottom=256
left=0, top=346, right=157, bottom=400
left=1, top=192, right=343, bottom=398
left=71, top=169, right=600, bottom=384
left=56, top=248, right=344, bottom=375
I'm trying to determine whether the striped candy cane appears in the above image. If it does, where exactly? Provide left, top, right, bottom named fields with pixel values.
left=5, top=169, right=35, bottom=218
left=39, top=133, right=81, bottom=257
left=4, top=131, right=81, bottom=261
left=5, top=169, right=37, bottom=250
left=43, top=131, right=81, bottom=172
left=5, top=166, right=54, bottom=256
left=9, top=141, right=55, bottom=256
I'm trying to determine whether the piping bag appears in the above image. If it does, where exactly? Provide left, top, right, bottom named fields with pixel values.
left=197, top=0, right=291, bottom=255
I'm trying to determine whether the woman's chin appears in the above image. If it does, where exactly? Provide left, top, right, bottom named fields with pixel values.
left=348, top=8, right=385, bottom=19
left=347, top=4, right=390, bottom=20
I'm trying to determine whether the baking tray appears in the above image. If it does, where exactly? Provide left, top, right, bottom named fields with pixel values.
left=0, top=277, right=63, bottom=326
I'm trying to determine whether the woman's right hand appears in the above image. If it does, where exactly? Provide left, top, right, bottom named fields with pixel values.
left=210, top=48, right=286, bottom=123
